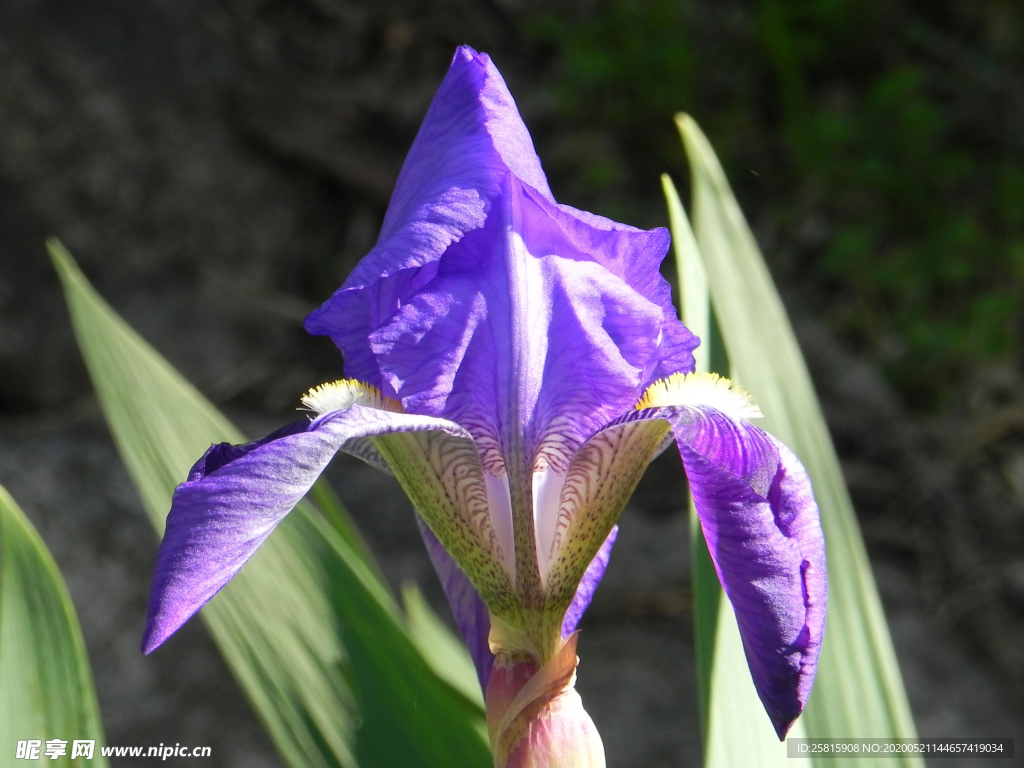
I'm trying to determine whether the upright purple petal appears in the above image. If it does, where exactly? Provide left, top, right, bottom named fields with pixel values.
left=143, top=406, right=472, bottom=654
left=379, top=45, right=554, bottom=242
left=305, top=47, right=696, bottom=479
left=524, top=187, right=697, bottom=384
left=671, top=408, right=826, bottom=739
left=355, top=175, right=693, bottom=477
left=305, top=46, right=551, bottom=388
left=417, top=517, right=495, bottom=690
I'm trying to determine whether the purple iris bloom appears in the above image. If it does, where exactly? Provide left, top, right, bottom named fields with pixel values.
left=142, top=46, right=826, bottom=751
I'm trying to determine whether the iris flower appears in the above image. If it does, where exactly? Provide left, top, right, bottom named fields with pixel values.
left=142, top=46, right=826, bottom=767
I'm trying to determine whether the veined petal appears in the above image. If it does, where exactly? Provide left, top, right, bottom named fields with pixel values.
left=372, top=425, right=519, bottom=619
left=535, top=371, right=825, bottom=737
left=142, top=395, right=500, bottom=653
left=416, top=519, right=623, bottom=692
left=539, top=414, right=672, bottom=638
left=304, top=382, right=520, bottom=619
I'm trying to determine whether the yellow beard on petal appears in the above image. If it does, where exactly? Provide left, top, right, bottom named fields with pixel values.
left=635, top=371, right=763, bottom=421
left=300, top=379, right=405, bottom=416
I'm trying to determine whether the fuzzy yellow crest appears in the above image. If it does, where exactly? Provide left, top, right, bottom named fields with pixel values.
left=300, top=379, right=404, bottom=416
left=636, top=371, right=763, bottom=421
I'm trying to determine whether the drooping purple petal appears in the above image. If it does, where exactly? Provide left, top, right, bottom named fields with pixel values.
left=191, top=420, right=312, bottom=479
left=558, top=401, right=825, bottom=737
left=417, top=517, right=494, bottom=690
left=142, top=406, right=473, bottom=654
left=561, top=525, right=618, bottom=638
left=671, top=407, right=826, bottom=739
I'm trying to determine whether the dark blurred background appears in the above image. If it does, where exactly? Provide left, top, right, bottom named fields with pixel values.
left=1, top=0, right=1023, bottom=765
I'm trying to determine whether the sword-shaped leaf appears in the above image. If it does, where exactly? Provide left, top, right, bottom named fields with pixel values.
left=50, top=240, right=489, bottom=768
left=667, top=115, right=922, bottom=768
left=0, top=483, right=108, bottom=767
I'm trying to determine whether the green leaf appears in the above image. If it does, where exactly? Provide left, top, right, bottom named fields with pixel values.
left=402, top=582, right=484, bottom=709
left=49, top=239, right=490, bottom=768
left=664, top=173, right=710, bottom=375
left=703, top=604, right=807, bottom=767
left=666, top=173, right=801, bottom=767
left=667, top=115, right=923, bottom=767
left=664, top=174, right=718, bottom=733
left=0, top=483, right=108, bottom=767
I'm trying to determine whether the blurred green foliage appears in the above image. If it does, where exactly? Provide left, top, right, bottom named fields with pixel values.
left=527, top=0, right=695, bottom=221
left=528, top=0, right=1024, bottom=409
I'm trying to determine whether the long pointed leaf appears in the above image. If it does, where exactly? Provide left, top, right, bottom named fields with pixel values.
left=49, top=239, right=489, bottom=768
left=0, top=483, right=108, bottom=767
left=671, top=115, right=922, bottom=767
left=402, top=582, right=484, bottom=709
left=664, top=175, right=718, bottom=733
left=666, top=173, right=801, bottom=766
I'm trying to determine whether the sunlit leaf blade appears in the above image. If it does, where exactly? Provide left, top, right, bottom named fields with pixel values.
left=704, top=606, right=806, bottom=767
left=310, top=516, right=490, bottom=768
left=666, top=174, right=800, bottom=766
left=0, top=484, right=108, bottom=767
left=672, top=115, right=922, bottom=767
left=665, top=175, right=710, bottom=375
left=402, top=582, right=484, bottom=708
left=663, top=175, right=718, bottom=731
left=49, top=239, right=490, bottom=768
